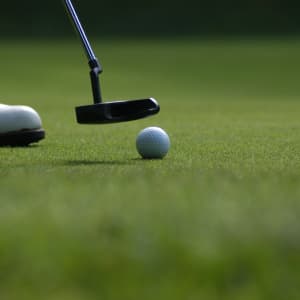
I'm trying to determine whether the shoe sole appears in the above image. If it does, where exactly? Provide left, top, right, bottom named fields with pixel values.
left=0, top=129, right=45, bottom=147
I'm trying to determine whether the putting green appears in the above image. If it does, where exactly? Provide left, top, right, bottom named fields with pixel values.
left=0, top=38, right=299, bottom=300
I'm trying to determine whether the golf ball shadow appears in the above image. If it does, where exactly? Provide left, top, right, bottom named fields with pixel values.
left=136, top=127, right=170, bottom=159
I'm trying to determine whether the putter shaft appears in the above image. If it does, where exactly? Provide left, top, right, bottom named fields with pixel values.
left=64, top=0, right=96, bottom=61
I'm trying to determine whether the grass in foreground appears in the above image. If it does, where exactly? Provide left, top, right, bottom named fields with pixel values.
left=0, top=38, right=300, bottom=300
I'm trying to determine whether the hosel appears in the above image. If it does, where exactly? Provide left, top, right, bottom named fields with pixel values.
left=89, top=58, right=103, bottom=104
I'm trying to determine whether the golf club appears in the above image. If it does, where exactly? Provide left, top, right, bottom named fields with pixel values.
left=63, top=0, right=160, bottom=124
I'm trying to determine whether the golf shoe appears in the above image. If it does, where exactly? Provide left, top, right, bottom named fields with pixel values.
left=0, top=104, right=45, bottom=146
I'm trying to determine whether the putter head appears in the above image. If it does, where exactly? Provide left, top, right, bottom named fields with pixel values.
left=75, top=98, right=160, bottom=124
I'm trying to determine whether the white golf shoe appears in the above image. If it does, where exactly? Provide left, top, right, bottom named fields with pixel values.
left=0, top=104, right=45, bottom=146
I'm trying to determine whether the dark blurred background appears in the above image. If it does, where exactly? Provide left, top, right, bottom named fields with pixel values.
left=1, top=0, right=300, bottom=37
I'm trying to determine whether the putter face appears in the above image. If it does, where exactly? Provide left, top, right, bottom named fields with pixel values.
left=75, top=98, right=160, bottom=124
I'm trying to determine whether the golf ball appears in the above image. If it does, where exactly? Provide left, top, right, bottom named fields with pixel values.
left=136, top=127, right=170, bottom=159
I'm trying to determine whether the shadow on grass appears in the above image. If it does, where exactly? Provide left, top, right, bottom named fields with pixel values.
left=0, top=144, right=41, bottom=149
left=65, top=159, right=135, bottom=166
left=62, top=158, right=162, bottom=166
left=131, top=158, right=163, bottom=161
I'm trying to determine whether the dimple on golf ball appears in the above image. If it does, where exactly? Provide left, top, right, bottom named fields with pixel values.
left=136, top=127, right=170, bottom=159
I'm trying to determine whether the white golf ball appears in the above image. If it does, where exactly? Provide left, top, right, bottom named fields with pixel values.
left=136, top=127, right=170, bottom=159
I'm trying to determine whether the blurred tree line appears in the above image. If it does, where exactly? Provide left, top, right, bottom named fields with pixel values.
left=0, top=0, right=299, bottom=37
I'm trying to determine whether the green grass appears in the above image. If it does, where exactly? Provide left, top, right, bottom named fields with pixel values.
left=0, top=38, right=300, bottom=300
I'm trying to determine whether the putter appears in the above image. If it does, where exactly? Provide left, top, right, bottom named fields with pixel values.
left=64, top=0, right=160, bottom=124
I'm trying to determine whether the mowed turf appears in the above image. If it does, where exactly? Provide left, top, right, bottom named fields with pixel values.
left=0, top=38, right=300, bottom=300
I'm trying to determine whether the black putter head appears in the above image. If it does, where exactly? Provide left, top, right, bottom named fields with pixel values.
left=76, top=98, right=159, bottom=124
left=64, top=0, right=160, bottom=125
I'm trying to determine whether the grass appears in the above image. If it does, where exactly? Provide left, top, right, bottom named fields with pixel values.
left=0, top=37, right=300, bottom=300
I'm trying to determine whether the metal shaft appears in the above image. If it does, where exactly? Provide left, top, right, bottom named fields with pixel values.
left=64, top=0, right=96, bottom=61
